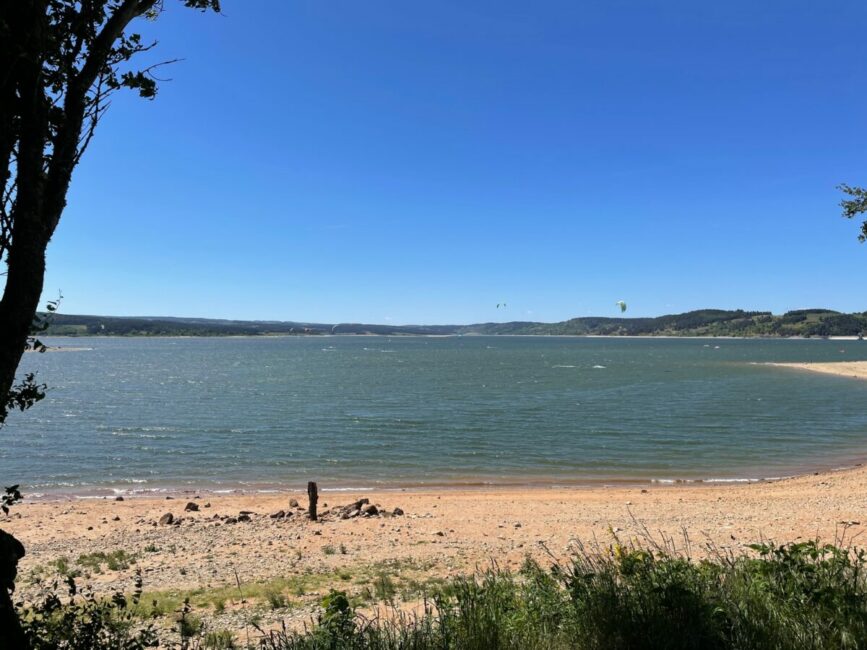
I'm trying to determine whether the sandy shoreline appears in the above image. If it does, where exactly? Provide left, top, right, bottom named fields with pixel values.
left=17, top=472, right=816, bottom=500
left=5, top=463, right=867, bottom=636
left=767, top=360, right=867, bottom=380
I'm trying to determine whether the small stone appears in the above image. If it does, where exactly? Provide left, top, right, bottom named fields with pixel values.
left=270, top=510, right=286, bottom=519
left=158, top=513, right=174, bottom=526
left=435, top=531, right=444, bottom=537
left=289, top=498, right=300, bottom=508
left=115, top=496, right=124, bottom=501
left=112, top=516, right=120, bottom=521
left=361, top=504, right=379, bottom=516
left=641, top=489, right=648, bottom=494
left=184, top=502, right=199, bottom=512
left=237, top=514, right=251, bottom=522
left=239, top=510, right=255, bottom=516
left=393, top=507, right=404, bottom=516
left=165, top=496, right=174, bottom=500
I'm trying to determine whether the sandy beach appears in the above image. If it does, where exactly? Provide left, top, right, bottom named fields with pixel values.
left=768, top=360, right=867, bottom=380
left=5, top=464, right=867, bottom=636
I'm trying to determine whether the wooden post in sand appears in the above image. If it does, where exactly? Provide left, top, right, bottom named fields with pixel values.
left=307, top=481, right=318, bottom=521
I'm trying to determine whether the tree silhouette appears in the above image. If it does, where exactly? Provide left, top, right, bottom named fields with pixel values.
left=0, top=2, right=220, bottom=643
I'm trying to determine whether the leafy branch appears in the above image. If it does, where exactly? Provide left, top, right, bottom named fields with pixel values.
left=838, top=183, right=867, bottom=242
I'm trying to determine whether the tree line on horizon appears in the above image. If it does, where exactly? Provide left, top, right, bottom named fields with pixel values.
left=39, top=307, right=867, bottom=338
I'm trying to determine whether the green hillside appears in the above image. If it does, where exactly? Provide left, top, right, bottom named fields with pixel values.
left=463, top=309, right=867, bottom=337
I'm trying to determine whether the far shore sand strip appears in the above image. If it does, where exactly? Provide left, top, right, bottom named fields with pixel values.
left=767, top=361, right=867, bottom=381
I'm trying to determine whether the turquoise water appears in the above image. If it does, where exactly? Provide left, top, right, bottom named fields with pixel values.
left=4, top=336, right=867, bottom=495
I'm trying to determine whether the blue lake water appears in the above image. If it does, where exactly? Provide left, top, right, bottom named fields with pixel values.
left=4, top=336, right=867, bottom=495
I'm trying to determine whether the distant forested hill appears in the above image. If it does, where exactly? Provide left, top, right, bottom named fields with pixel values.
left=42, top=309, right=867, bottom=338
left=42, top=314, right=457, bottom=337
left=462, top=309, right=867, bottom=337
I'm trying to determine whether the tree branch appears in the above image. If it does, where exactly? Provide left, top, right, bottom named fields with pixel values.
left=42, top=0, right=158, bottom=232
left=838, top=184, right=867, bottom=243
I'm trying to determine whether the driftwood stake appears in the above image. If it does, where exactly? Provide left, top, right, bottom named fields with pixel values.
left=307, top=481, right=318, bottom=521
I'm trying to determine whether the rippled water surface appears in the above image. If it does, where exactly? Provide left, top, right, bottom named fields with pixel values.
left=5, top=336, right=867, bottom=494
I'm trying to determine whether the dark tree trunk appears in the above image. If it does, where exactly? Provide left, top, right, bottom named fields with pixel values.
left=0, top=0, right=49, bottom=407
left=0, top=228, right=48, bottom=405
left=0, top=529, right=26, bottom=649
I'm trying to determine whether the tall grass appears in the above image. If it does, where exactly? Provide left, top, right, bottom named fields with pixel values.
left=263, top=537, right=867, bottom=650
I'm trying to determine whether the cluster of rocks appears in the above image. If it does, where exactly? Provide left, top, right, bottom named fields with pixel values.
left=152, top=495, right=405, bottom=527
left=333, top=498, right=404, bottom=520
left=269, top=497, right=307, bottom=520
left=219, top=512, right=254, bottom=524
left=156, top=508, right=255, bottom=527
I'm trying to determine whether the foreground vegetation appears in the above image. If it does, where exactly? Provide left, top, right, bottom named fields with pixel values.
left=19, top=536, right=867, bottom=649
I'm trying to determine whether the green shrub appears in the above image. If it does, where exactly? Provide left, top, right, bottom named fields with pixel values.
left=21, top=576, right=158, bottom=650
left=203, top=629, right=238, bottom=649
left=76, top=549, right=135, bottom=573
left=266, top=588, right=289, bottom=610
left=176, top=598, right=204, bottom=639
left=373, top=573, right=397, bottom=603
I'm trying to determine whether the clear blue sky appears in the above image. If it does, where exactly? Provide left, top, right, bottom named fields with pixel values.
left=44, top=0, right=867, bottom=324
